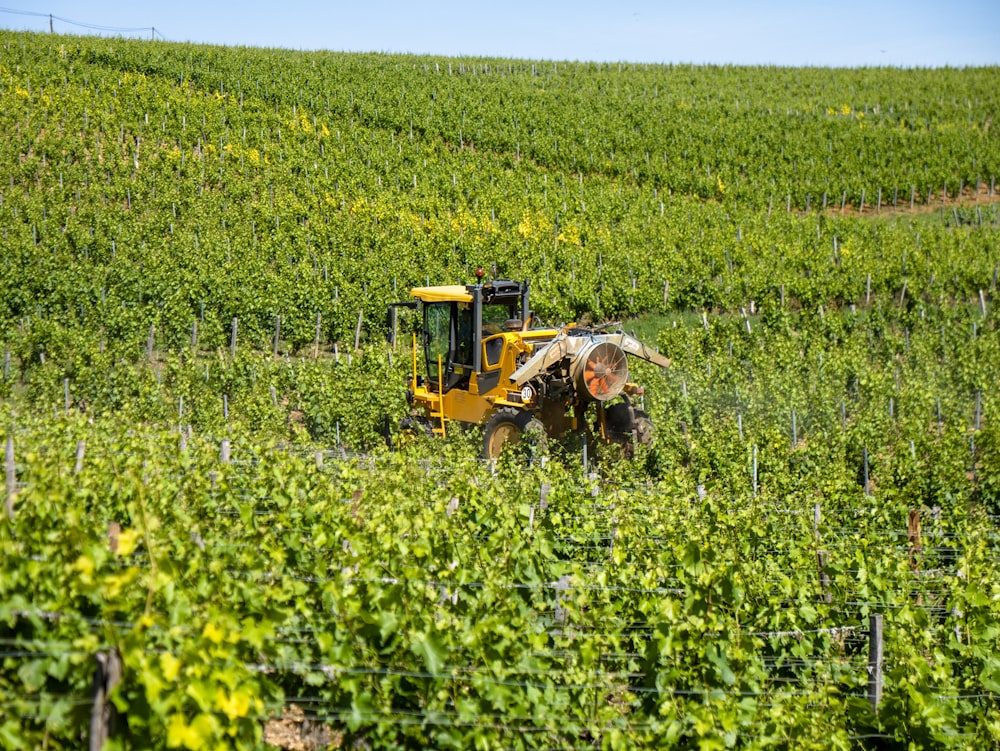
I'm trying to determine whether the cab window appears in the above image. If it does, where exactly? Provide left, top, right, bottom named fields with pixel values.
left=455, top=303, right=474, bottom=367
left=482, top=303, right=517, bottom=335
left=424, top=302, right=451, bottom=382
left=483, top=335, right=504, bottom=368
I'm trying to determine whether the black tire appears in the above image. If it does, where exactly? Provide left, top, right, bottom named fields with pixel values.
left=397, top=414, right=436, bottom=448
left=633, top=412, right=654, bottom=447
left=400, top=414, right=436, bottom=435
left=605, top=403, right=654, bottom=455
left=482, top=407, right=548, bottom=460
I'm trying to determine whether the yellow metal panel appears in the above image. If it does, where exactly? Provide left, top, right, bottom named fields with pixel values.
left=443, top=388, right=493, bottom=424
left=410, top=285, right=473, bottom=303
left=412, top=383, right=493, bottom=426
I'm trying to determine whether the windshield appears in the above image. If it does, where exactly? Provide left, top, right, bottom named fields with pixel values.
left=423, top=299, right=517, bottom=388
left=424, top=302, right=451, bottom=383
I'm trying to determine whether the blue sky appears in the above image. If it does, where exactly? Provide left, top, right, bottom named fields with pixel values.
left=2, top=1, right=998, bottom=67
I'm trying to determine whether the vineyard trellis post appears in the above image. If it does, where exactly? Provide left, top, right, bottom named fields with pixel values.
left=814, top=502, right=831, bottom=603
left=89, top=649, right=122, bottom=751
left=554, top=575, right=570, bottom=624
left=868, top=614, right=884, bottom=713
left=863, top=448, right=870, bottom=496
left=908, top=509, right=922, bottom=573
left=75, top=440, right=86, bottom=475
left=4, top=435, right=14, bottom=520
left=354, top=310, right=364, bottom=350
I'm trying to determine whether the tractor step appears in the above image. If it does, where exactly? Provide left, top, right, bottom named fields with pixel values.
left=430, top=411, right=446, bottom=436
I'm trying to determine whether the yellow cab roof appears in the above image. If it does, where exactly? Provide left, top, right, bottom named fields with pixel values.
left=410, top=285, right=473, bottom=303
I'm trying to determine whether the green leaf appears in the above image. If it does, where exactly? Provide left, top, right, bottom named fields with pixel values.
left=378, top=610, right=399, bottom=640
left=349, top=692, right=374, bottom=731
left=304, top=671, right=328, bottom=686
left=682, top=541, right=703, bottom=575
left=706, top=643, right=736, bottom=686
left=17, top=659, right=48, bottom=692
left=411, top=630, right=447, bottom=675
left=980, top=660, right=1000, bottom=694
left=798, top=603, right=818, bottom=624
left=0, top=719, right=24, bottom=748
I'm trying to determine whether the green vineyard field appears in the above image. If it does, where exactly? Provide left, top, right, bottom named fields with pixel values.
left=1, top=28, right=999, bottom=750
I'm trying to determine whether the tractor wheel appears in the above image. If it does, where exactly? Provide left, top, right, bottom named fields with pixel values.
left=482, top=407, right=548, bottom=460
left=633, top=412, right=654, bottom=447
left=400, top=414, right=436, bottom=436
left=605, top=403, right=654, bottom=456
left=397, top=415, right=436, bottom=448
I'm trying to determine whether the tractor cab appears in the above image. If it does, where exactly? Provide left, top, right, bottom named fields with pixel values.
left=388, top=278, right=558, bottom=434
left=412, top=279, right=529, bottom=391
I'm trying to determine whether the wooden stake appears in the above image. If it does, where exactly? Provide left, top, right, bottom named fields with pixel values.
left=4, top=436, right=14, bottom=520
left=74, top=440, right=86, bottom=475
left=868, top=614, right=884, bottom=713
left=817, top=550, right=831, bottom=603
left=89, top=649, right=122, bottom=751
left=908, top=509, right=922, bottom=572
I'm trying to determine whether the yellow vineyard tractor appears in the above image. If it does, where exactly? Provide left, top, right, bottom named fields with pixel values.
left=388, top=274, right=670, bottom=459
